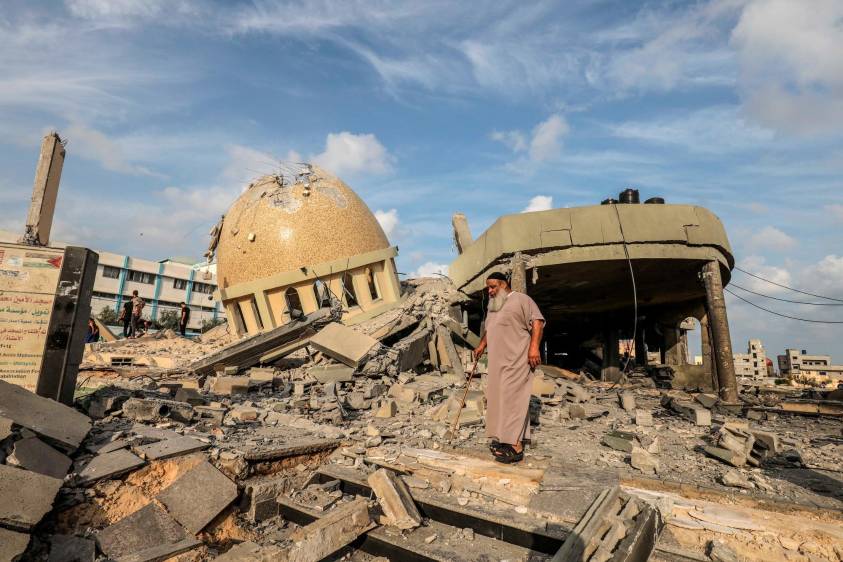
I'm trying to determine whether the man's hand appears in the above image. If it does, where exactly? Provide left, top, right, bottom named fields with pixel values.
left=473, top=344, right=486, bottom=360
left=528, top=344, right=541, bottom=369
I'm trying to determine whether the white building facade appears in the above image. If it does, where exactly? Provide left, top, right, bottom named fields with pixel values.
left=733, top=339, right=769, bottom=380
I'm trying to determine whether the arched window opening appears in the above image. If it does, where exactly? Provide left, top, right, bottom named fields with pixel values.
left=284, top=287, right=303, bottom=320
left=366, top=267, right=380, bottom=301
left=342, top=272, right=358, bottom=307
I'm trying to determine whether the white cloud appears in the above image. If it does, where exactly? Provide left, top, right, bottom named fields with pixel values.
left=492, top=114, right=568, bottom=163
left=412, top=261, right=449, bottom=278
left=374, top=208, right=399, bottom=238
left=731, top=0, right=843, bottom=135
left=827, top=204, right=843, bottom=222
left=64, top=122, right=160, bottom=177
left=312, top=132, right=393, bottom=176
left=735, top=255, right=792, bottom=295
left=522, top=195, right=553, bottom=213
left=797, top=255, right=843, bottom=300
left=745, top=226, right=797, bottom=252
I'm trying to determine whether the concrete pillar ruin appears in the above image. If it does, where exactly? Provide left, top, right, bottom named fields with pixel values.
left=509, top=252, right=527, bottom=293
left=451, top=212, right=473, bottom=255
left=699, top=311, right=718, bottom=391
left=22, top=132, right=65, bottom=246
left=601, top=327, right=621, bottom=382
left=701, top=260, right=738, bottom=402
left=634, top=327, right=647, bottom=367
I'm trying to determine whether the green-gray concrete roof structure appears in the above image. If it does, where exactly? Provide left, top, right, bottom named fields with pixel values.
left=449, top=203, right=733, bottom=319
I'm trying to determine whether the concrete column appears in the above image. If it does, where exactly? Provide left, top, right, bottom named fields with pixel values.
left=22, top=132, right=65, bottom=246
left=634, top=326, right=647, bottom=367
left=701, top=260, right=738, bottom=402
left=699, top=311, right=718, bottom=390
left=510, top=252, right=527, bottom=293
left=451, top=212, right=473, bottom=254
left=602, top=328, right=621, bottom=382
left=663, top=326, right=683, bottom=365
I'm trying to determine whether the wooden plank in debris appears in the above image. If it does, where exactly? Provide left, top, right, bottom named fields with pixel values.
left=189, top=308, right=332, bottom=377
left=552, top=486, right=621, bottom=562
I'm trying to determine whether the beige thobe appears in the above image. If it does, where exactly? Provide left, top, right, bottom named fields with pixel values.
left=484, top=291, right=545, bottom=445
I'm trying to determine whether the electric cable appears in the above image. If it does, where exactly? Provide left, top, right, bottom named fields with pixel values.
left=733, top=266, right=843, bottom=303
left=612, top=204, right=638, bottom=374
left=728, top=282, right=843, bottom=306
left=724, top=288, right=843, bottom=324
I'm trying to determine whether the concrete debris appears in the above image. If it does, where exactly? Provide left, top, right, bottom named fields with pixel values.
left=0, top=379, right=91, bottom=450
left=75, top=448, right=146, bottom=485
left=630, top=446, right=660, bottom=475
left=368, top=468, right=423, bottom=529
left=121, top=397, right=193, bottom=423
left=0, top=528, right=30, bottom=562
left=634, top=409, right=653, bottom=427
left=309, top=322, right=380, bottom=368
left=0, top=464, right=63, bottom=530
left=618, top=390, right=636, bottom=412
left=47, top=534, right=96, bottom=562
left=719, top=469, right=753, bottom=489
left=308, top=364, right=354, bottom=383
left=213, top=375, right=251, bottom=396
left=8, top=436, right=72, bottom=479
left=602, top=430, right=636, bottom=453
left=133, top=435, right=208, bottom=460
left=156, top=460, right=238, bottom=533
left=96, top=503, right=200, bottom=562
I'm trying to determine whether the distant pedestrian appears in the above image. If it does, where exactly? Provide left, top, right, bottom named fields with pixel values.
left=84, top=318, right=100, bottom=343
left=119, top=299, right=133, bottom=337
left=131, top=290, right=145, bottom=338
left=179, top=302, right=191, bottom=336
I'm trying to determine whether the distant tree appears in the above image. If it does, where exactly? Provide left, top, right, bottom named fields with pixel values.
left=97, top=306, right=119, bottom=325
left=156, top=310, right=180, bottom=331
left=201, top=318, right=226, bottom=333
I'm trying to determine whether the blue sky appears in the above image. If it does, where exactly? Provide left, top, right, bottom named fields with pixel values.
left=1, top=0, right=842, bottom=361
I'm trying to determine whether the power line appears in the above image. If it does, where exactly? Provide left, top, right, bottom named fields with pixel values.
left=733, top=266, right=843, bottom=303
left=724, top=288, right=843, bottom=324
left=728, top=282, right=843, bottom=306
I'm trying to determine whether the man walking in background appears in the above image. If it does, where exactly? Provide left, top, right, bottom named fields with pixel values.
left=179, top=302, right=191, bottom=336
left=130, top=290, right=145, bottom=339
left=474, top=271, right=545, bottom=464
left=119, top=299, right=133, bottom=338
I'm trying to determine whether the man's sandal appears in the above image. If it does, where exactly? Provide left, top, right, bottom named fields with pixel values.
left=493, top=444, right=524, bottom=464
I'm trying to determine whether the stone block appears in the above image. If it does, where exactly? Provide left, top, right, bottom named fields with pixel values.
left=8, top=437, right=72, bottom=479
left=634, top=409, right=653, bottom=427
left=194, top=405, right=227, bottom=425
left=0, top=464, right=63, bottom=530
left=96, top=504, right=200, bottom=562
left=618, top=391, right=636, bottom=412
left=367, top=468, right=422, bottom=530
left=375, top=400, right=397, bottom=418
left=569, top=404, right=587, bottom=419
left=720, top=469, right=753, bottom=489
left=396, top=329, right=430, bottom=372
left=75, top=449, right=146, bottom=486
left=133, top=436, right=208, bottom=461
left=388, top=384, right=418, bottom=404
left=601, top=431, right=636, bottom=453
left=749, top=429, right=780, bottom=454
left=284, top=497, right=373, bottom=561
left=229, top=407, right=260, bottom=423
left=0, top=379, right=91, bottom=451
left=0, top=415, right=13, bottom=441
left=156, top=460, right=237, bottom=534
left=695, top=393, right=718, bottom=409
left=703, top=445, right=746, bottom=467
left=693, top=408, right=712, bottom=427
left=243, top=475, right=288, bottom=523
left=309, top=323, right=379, bottom=367
left=174, top=387, right=206, bottom=406
left=48, top=534, right=96, bottom=562
left=121, top=398, right=193, bottom=423
left=212, top=376, right=251, bottom=395
left=309, top=364, right=355, bottom=384
left=0, top=528, right=30, bottom=562
left=630, top=446, right=659, bottom=475
left=248, top=367, right=276, bottom=384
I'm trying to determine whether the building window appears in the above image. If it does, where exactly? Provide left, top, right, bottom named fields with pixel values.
left=102, top=266, right=121, bottom=279
left=366, top=268, right=380, bottom=301
left=193, top=282, right=215, bottom=294
left=313, top=281, right=326, bottom=307
left=284, top=287, right=303, bottom=320
left=127, top=270, right=155, bottom=284
left=233, top=302, right=247, bottom=334
left=342, top=272, right=358, bottom=307
left=173, top=278, right=188, bottom=290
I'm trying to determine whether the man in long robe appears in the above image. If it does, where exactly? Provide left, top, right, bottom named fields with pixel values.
left=474, top=272, right=545, bottom=463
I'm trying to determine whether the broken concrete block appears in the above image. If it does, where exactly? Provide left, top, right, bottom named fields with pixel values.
left=8, top=437, right=72, bottom=479
left=634, top=409, right=653, bottom=427
left=174, top=387, right=205, bottom=406
left=344, top=392, right=370, bottom=410
left=48, top=534, right=96, bottom=562
left=707, top=540, right=740, bottom=562
left=0, top=464, right=63, bottom=530
left=223, top=365, right=239, bottom=375
left=310, top=323, right=379, bottom=367
left=156, top=460, right=238, bottom=534
left=75, top=449, right=146, bottom=486
left=695, top=393, right=718, bottom=409
left=309, top=364, right=355, bottom=384
left=693, top=408, right=712, bottom=427
left=0, top=379, right=91, bottom=451
left=121, top=397, right=194, bottom=424
left=96, top=503, right=200, bottom=562
left=749, top=429, right=780, bottom=454
left=248, top=367, right=276, bottom=384
left=630, top=446, right=659, bottom=475
left=375, top=400, right=397, bottom=418
left=0, top=528, right=30, bottom=561
left=243, top=475, right=288, bottom=523
left=435, top=327, right=465, bottom=377
left=720, top=469, right=753, bottom=489
left=212, top=375, right=251, bottom=395
left=618, top=391, right=636, bottom=412
left=133, top=436, right=208, bottom=461
left=532, top=375, right=556, bottom=397
left=703, top=445, right=746, bottom=467
left=368, top=468, right=422, bottom=530
left=194, top=405, right=227, bottom=425
left=396, top=328, right=431, bottom=372
left=229, top=407, right=260, bottom=423
left=569, top=404, right=587, bottom=419
left=601, top=431, right=636, bottom=453
left=388, top=383, right=418, bottom=403
left=284, top=497, right=373, bottom=562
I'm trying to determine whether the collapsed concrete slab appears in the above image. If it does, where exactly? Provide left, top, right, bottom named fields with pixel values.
left=0, top=379, right=91, bottom=450
left=8, top=436, right=72, bottom=479
left=308, top=364, right=354, bottom=383
left=133, top=435, right=208, bottom=461
left=47, top=534, right=96, bottom=562
left=367, top=468, right=422, bottom=530
left=0, top=528, right=30, bottom=562
left=75, top=449, right=146, bottom=486
left=156, top=460, right=238, bottom=534
left=309, top=322, right=379, bottom=368
left=96, top=503, right=200, bottom=562
left=0, top=464, right=63, bottom=531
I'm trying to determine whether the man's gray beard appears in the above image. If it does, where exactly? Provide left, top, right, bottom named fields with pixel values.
left=488, top=293, right=508, bottom=312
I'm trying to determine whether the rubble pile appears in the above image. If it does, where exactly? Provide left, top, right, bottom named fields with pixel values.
left=1, top=277, right=841, bottom=560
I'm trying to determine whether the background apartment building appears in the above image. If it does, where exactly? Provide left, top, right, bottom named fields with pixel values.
left=777, top=349, right=843, bottom=384
left=733, top=339, right=772, bottom=380
left=90, top=251, right=221, bottom=334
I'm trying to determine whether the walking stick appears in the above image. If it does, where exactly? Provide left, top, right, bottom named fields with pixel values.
left=444, top=357, right=480, bottom=440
